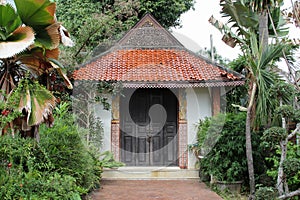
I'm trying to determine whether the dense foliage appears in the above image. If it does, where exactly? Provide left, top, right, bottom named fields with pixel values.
left=0, top=1, right=129, bottom=199
left=199, top=113, right=248, bottom=182
left=197, top=112, right=265, bottom=184
left=54, top=0, right=195, bottom=66
left=0, top=135, right=82, bottom=199
left=0, top=0, right=74, bottom=138
left=0, top=103, right=103, bottom=199
left=210, top=0, right=299, bottom=197
left=261, top=135, right=300, bottom=192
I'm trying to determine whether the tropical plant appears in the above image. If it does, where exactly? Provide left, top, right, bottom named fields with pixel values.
left=238, top=30, right=287, bottom=199
left=99, top=151, right=125, bottom=169
left=209, top=1, right=294, bottom=198
left=9, top=79, right=57, bottom=138
left=0, top=0, right=73, bottom=138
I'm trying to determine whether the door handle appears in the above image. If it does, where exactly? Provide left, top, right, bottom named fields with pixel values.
left=147, top=135, right=152, bottom=143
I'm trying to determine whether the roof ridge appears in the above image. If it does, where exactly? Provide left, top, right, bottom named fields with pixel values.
left=117, top=13, right=184, bottom=48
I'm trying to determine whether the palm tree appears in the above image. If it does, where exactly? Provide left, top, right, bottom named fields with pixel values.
left=209, top=0, right=290, bottom=198
left=0, top=0, right=73, bottom=138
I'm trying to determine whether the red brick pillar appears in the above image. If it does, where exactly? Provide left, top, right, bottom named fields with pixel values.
left=211, top=87, right=220, bottom=116
left=111, top=95, right=120, bottom=161
left=111, top=120, right=120, bottom=161
left=178, top=89, right=188, bottom=169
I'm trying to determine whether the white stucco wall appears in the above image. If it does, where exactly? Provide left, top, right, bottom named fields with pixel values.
left=94, top=95, right=112, bottom=152
left=95, top=88, right=213, bottom=169
left=186, top=88, right=212, bottom=169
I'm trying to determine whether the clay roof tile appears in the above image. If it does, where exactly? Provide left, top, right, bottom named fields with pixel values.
left=73, top=14, right=244, bottom=88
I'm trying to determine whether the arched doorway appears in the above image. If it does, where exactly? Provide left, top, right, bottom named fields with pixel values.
left=120, top=88, right=178, bottom=166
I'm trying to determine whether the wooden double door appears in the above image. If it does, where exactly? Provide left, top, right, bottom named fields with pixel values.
left=120, top=88, right=178, bottom=166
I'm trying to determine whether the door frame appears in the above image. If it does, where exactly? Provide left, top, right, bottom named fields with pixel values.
left=110, top=88, right=188, bottom=169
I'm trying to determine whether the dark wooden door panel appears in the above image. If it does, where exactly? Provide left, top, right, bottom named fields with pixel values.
left=123, top=136, right=134, bottom=163
left=137, top=137, right=149, bottom=165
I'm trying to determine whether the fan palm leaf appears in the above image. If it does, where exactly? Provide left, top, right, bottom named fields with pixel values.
left=18, top=48, right=73, bottom=89
left=0, top=4, right=21, bottom=40
left=10, top=79, right=56, bottom=127
left=28, top=83, right=56, bottom=126
left=0, top=4, right=35, bottom=58
left=15, top=0, right=56, bottom=49
left=49, top=58, right=73, bottom=89
left=14, top=0, right=72, bottom=50
left=0, top=0, right=73, bottom=135
left=0, top=26, right=35, bottom=58
left=19, top=48, right=59, bottom=76
left=14, top=0, right=56, bottom=27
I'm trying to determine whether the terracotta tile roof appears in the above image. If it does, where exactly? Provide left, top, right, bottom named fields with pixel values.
left=73, top=49, right=243, bottom=86
left=73, top=14, right=244, bottom=88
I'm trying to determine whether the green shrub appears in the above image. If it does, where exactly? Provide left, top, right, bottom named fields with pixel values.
left=199, top=112, right=248, bottom=182
left=100, top=151, right=125, bottom=168
left=0, top=135, right=82, bottom=199
left=0, top=102, right=103, bottom=199
left=197, top=114, right=225, bottom=156
left=0, top=170, right=81, bottom=200
left=39, top=104, right=102, bottom=193
left=255, top=186, right=277, bottom=200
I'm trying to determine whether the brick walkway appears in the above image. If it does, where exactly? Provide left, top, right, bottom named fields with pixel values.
left=91, top=180, right=223, bottom=200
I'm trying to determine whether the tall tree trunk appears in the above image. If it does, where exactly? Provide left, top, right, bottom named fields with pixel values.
left=244, top=10, right=269, bottom=199
left=259, top=10, right=269, bottom=48
left=246, top=81, right=257, bottom=199
left=277, top=138, right=288, bottom=195
left=277, top=98, right=289, bottom=195
left=277, top=124, right=300, bottom=198
left=245, top=12, right=268, bottom=199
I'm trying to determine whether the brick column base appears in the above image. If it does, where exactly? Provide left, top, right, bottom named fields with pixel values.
left=111, top=120, right=120, bottom=161
left=178, top=120, right=188, bottom=169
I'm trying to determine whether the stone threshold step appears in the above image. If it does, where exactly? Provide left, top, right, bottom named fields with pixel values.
left=102, top=167, right=199, bottom=180
left=110, top=166, right=181, bottom=172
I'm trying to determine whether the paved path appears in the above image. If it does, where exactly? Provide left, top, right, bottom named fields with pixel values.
left=91, top=180, right=223, bottom=200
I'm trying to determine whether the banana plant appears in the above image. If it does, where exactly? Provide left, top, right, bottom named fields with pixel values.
left=0, top=0, right=73, bottom=137
left=209, top=0, right=288, bottom=50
